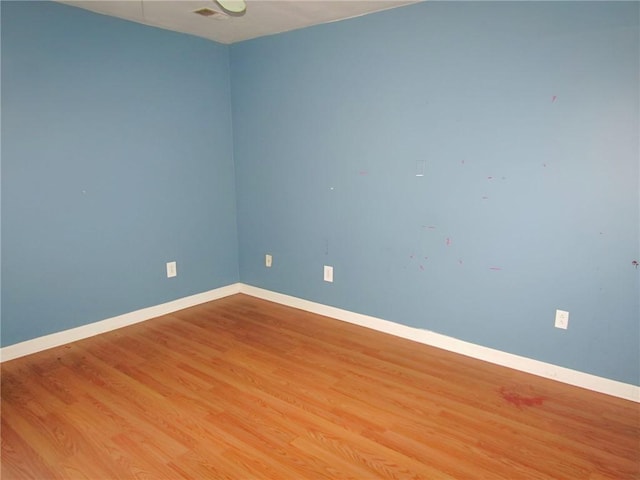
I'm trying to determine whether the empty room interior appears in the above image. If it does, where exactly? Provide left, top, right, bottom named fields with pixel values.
left=1, top=0, right=639, bottom=478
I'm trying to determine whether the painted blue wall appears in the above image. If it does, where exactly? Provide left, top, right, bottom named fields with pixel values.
left=231, top=2, right=640, bottom=385
left=1, top=1, right=239, bottom=346
left=2, top=1, right=638, bottom=387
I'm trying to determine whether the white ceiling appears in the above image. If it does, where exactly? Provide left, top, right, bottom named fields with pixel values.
left=58, top=0, right=420, bottom=44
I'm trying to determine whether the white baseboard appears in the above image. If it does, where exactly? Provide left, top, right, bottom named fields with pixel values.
left=2, top=281, right=637, bottom=403
left=239, top=284, right=640, bottom=403
left=0, top=283, right=242, bottom=363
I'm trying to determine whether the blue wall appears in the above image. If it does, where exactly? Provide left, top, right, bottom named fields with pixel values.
left=1, top=1, right=239, bottom=346
left=2, top=1, right=638, bottom=386
left=231, top=2, right=639, bottom=385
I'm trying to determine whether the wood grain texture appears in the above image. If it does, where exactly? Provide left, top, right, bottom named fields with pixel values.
left=2, top=294, right=639, bottom=479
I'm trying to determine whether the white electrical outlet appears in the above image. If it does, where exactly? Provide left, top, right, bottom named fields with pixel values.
left=324, top=265, right=333, bottom=283
left=166, top=261, right=177, bottom=278
left=265, top=254, right=273, bottom=267
left=555, top=309, right=569, bottom=329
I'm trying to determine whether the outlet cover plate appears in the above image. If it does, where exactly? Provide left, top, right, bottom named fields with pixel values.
left=324, top=265, right=333, bottom=283
left=166, top=261, right=177, bottom=278
left=555, top=309, right=569, bottom=329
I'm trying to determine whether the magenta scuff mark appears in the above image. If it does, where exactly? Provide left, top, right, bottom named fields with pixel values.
left=446, top=237, right=452, bottom=247
left=489, top=267, right=502, bottom=271
left=552, top=95, right=557, bottom=103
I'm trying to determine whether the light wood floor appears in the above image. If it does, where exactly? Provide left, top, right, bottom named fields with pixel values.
left=2, top=294, right=638, bottom=479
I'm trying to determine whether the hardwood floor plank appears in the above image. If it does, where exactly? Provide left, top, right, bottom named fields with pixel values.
left=1, top=418, right=63, bottom=480
left=2, top=294, right=638, bottom=479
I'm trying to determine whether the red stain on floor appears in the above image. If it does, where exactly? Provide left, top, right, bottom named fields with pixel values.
left=499, top=387, right=545, bottom=408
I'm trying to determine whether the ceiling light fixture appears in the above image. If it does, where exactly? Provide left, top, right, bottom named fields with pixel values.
left=214, top=0, right=246, bottom=15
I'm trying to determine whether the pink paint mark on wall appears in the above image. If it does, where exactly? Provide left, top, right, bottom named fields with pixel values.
left=359, top=171, right=368, bottom=175
left=552, top=95, right=557, bottom=103
left=499, top=387, right=545, bottom=408
left=445, top=237, right=452, bottom=247
left=489, top=267, right=502, bottom=271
